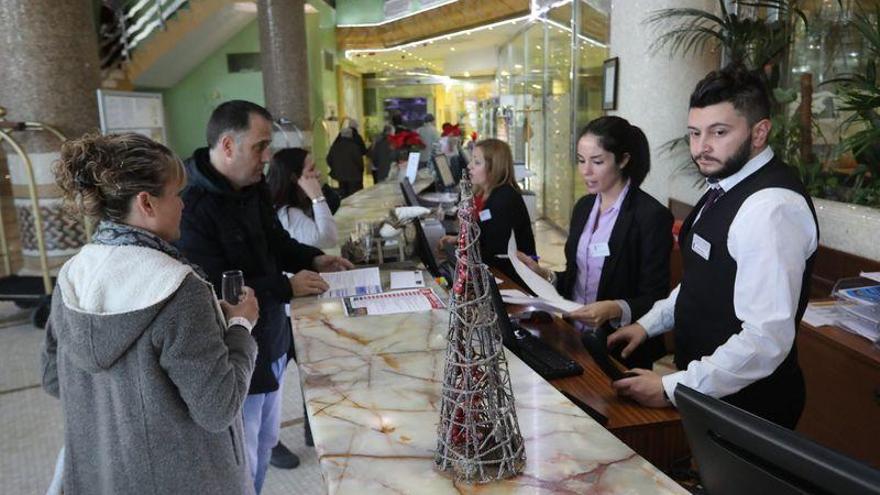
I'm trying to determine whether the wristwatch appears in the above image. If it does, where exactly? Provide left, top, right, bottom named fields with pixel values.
left=312, top=196, right=326, bottom=205
left=227, top=316, right=254, bottom=333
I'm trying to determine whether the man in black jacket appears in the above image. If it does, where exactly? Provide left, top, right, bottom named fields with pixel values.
left=327, top=121, right=366, bottom=198
left=176, top=100, right=352, bottom=493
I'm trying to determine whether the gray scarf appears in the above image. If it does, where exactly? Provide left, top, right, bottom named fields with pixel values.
left=91, top=220, right=209, bottom=280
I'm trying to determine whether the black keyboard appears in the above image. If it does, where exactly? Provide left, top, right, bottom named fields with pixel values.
left=507, top=322, right=583, bottom=380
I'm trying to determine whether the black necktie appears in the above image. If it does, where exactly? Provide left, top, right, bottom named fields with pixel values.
left=701, top=186, right=724, bottom=213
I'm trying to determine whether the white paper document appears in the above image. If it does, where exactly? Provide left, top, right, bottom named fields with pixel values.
left=500, top=289, right=529, bottom=299
left=860, top=271, right=880, bottom=283
left=418, top=191, right=459, bottom=203
left=390, top=270, right=425, bottom=289
left=406, top=152, right=420, bottom=184
left=801, top=301, right=839, bottom=328
left=505, top=235, right=581, bottom=313
left=342, top=288, right=446, bottom=317
left=319, top=267, right=382, bottom=298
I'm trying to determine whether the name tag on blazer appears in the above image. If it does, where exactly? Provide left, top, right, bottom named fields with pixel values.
left=692, top=233, right=711, bottom=260
left=479, top=209, right=492, bottom=221
left=589, top=242, right=610, bottom=258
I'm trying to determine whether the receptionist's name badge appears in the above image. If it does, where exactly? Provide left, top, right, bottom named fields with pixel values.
left=589, top=242, right=610, bottom=258
left=692, top=233, right=711, bottom=260
left=479, top=209, right=492, bottom=221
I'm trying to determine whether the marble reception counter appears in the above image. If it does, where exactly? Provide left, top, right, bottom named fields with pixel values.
left=290, top=284, right=685, bottom=494
left=289, top=181, right=685, bottom=493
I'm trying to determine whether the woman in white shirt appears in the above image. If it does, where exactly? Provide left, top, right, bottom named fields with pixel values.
left=268, top=148, right=338, bottom=249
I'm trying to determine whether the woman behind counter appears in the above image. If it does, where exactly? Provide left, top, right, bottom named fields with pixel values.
left=519, top=116, right=673, bottom=368
left=446, top=138, right=536, bottom=281
left=42, top=133, right=260, bottom=494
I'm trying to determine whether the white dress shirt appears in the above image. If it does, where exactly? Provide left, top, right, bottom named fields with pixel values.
left=637, top=147, right=818, bottom=405
left=277, top=202, right=338, bottom=249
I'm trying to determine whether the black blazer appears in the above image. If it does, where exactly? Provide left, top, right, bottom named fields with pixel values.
left=479, top=183, right=536, bottom=282
left=558, top=187, right=673, bottom=368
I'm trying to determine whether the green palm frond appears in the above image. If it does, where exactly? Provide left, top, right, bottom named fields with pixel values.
left=644, top=0, right=807, bottom=70
left=850, top=4, right=880, bottom=57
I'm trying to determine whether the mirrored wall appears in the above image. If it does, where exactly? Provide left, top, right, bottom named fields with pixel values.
left=494, top=0, right=609, bottom=230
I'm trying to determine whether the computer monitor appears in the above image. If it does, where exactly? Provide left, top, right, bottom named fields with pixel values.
left=486, top=274, right=516, bottom=348
left=675, top=384, right=880, bottom=495
left=432, top=154, right=456, bottom=188
left=412, top=217, right=442, bottom=278
left=399, top=177, right=420, bottom=207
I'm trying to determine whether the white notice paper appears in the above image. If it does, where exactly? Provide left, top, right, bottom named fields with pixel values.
left=319, top=267, right=382, bottom=298
left=342, top=288, right=446, bottom=317
left=406, top=152, right=421, bottom=184
left=801, top=301, right=840, bottom=328
left=861, top=272, right=880, bottom=283
left=506, top=234, right=581, bottom=313
left=390, top=270, right=425, bottom=289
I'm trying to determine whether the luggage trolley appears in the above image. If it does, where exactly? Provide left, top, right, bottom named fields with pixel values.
left=0, top=106, right=91, bottom=327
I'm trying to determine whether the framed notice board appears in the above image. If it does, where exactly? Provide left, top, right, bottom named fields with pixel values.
left=97, top=89, right=167, bottom=144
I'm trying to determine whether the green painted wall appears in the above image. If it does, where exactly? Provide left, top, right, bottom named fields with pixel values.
left=158, top=2, right=339, bottom=175
left=160, top=22, right=264, bottom=158
left=335, top=0, right=384, bottom=25
left=336, top=0, right=447, bottom=25
left=307, top=0, right=339, bottom=175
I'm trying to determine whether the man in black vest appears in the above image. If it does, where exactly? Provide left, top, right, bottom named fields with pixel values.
left=608, top=65, right=819, bottom=429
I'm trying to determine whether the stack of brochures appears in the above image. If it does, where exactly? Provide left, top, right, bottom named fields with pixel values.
left=832, top=278, right=880, bottom=343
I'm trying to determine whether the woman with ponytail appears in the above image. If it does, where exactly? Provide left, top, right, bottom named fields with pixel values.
left=42, top=133, right=259, bottom=494
left=518, top=116, right=673, bottom=369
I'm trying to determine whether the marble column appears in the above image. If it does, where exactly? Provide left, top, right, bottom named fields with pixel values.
left=257, top=0, right=312, bottom=146
left=0, top=0, right=99, bottom=273
left=608, top=0, right=719, bottom=206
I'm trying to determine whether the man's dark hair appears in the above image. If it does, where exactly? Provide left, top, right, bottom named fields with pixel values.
left=206, top=100, right=273, bottom=148
left=689, top=65, right=771, bottom=125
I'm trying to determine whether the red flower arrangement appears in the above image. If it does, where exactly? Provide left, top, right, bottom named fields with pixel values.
left=388, top=130, right=425, bottom=151
left=470, top=131, right=478, bottom=142
left=441, top=123, right=462, bottom=137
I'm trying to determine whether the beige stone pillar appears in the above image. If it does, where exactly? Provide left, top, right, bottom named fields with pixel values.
left=257, top=0, right=312, bottom=147
left=0, top=0, right=100, bottom=274
left=608, top=0, right=719, bottom=206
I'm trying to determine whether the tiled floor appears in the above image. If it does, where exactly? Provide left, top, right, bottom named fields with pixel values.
left=0, top=301, right=324, bottom=495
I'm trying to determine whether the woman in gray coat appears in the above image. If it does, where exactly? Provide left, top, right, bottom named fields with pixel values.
left=42, top=133, right=260, bottom=494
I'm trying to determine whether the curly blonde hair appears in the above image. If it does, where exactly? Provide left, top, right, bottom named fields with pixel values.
left=54, top=133, right=184, bottom=223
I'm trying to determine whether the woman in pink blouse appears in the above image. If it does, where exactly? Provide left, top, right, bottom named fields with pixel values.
left=520, top=116, right=673, bottom=368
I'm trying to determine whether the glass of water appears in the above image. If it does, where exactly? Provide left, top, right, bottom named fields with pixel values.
left=221, top=270, right=244, bottom=304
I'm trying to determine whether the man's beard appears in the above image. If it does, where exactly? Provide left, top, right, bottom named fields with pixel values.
left=692, top=135, right=752, bottom=180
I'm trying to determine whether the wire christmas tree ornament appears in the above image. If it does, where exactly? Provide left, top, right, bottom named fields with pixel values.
left=434, top=176, right=526, bottom=483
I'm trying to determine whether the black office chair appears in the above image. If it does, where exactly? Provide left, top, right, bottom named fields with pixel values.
left=675, top=384, right=880, bottom=495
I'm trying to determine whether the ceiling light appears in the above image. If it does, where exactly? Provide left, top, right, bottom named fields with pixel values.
left=344, top=15, right=530, bottom=59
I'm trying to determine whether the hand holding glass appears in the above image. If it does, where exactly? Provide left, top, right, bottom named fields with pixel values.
left=222, top=270, right=244, bottom=304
